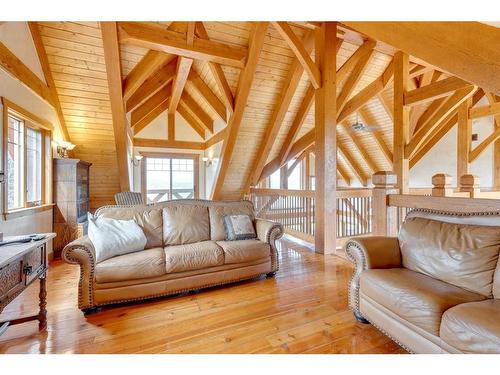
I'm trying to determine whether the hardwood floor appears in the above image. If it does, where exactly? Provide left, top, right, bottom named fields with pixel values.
left=0, top=237, right=406, bottom=354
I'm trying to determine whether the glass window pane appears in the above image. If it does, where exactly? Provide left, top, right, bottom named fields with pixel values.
left=7, top=116, right=24, bottom=210
left=287, top=159, right=302, bottom=190
left=26, top=128, right=42, bottom=205
left=172, top=158, right=194, bottom=199
left=145, top=157, right=170, bottom=203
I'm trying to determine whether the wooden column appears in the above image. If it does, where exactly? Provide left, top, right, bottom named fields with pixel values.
left=393, top=51, right=410, bottom=193
left=459, top=174, right=480, bottom=198
left=168, top=112, right=175, bottom=140
left=314, top=22, right=337, bottom=255
left=457, top=99, right=471, bottom=182
left=372, top=171, right=398, bottom=236
left=431, top=173, right=453, bottom=197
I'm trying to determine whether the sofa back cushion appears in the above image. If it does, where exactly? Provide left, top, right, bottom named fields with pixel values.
left=399, top=217, right=500, bottom=297
left=493, top=262, right=500, bottom=299
left=163, top=205, right=210, bottom=245
left=208, top=201, right=255, bottom=241
left=94, top=205, right=163, bottom=249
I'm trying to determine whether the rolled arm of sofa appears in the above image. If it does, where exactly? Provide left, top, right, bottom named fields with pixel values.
left=62, top=236, right=96, bottom=309
left=344, top=236, right=401, bottom=319
left=255, top=218, right=284, bottom=272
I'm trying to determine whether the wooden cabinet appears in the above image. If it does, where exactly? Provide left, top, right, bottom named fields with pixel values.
left=53, top=159, right=91, bottom=258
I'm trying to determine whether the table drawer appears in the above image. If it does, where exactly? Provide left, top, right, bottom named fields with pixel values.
left=23, top=245, right=46, bottom=285
left=0, top=260, right=24, bottom=309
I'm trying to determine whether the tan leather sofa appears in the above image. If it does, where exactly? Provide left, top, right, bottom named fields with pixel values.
left=346, top=209, right=500, bottom=354
left=62, top=200, right=283, bottom=314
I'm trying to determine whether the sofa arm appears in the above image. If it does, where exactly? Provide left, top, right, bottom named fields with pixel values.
left=344, top=236, right=401, bottom=320
left=255, top=218, right=284, bottom=272
left=62, top=236, right=96, bottom=309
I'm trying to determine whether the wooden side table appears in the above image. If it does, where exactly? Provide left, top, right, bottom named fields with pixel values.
left=0, top=233, right=56, bottom=335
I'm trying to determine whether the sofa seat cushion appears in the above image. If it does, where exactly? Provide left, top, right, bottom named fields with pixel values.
left=216, top=240, right=270, bottom=264
left=95, top=247, right=166, bottom=283
left=440, top=300, right=500, bottom=353
left=164, top=241, right=224, bottom=273
left=360, top=268, right=485, bottom=336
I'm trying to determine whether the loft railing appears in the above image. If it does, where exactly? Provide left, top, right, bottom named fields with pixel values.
left=249, top=187, right=373, bottom=244
left=146, top=188, right=194, bottom=203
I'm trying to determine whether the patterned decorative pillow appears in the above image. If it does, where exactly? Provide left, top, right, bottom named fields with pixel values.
left=223, top=214, right=257, bottom=241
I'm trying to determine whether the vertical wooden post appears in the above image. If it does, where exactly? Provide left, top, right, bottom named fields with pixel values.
left=393, top=51, right=410, bottom=193
left=459, top=174, right=480, bottom=198
left=372, top=171, right=398, bottom=236
left=457, top=99, right=471, bottom=182
left=431, top=173, right=453, bottom=197
left=280, top=165, right=288, bottom=189
left=168, top=112, right=175, bottom=140
left=314, top=22, right=337, bottom=255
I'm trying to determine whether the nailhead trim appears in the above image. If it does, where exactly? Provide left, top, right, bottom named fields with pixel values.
left=62, top=242, right=96, bottom=309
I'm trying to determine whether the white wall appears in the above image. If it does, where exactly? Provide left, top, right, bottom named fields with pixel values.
left=0, top=22, right=56, bottom=255
left=410, top=98, right=494, bottom=188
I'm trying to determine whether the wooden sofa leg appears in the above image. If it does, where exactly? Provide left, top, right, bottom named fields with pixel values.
left=266, top=271, right=277, bottom=278
left=354, top=310, right=370, bottom=324
left=82, top=307, right=101, bottom=316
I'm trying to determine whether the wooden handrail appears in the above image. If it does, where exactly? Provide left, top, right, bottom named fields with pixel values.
left=388, top=194, right=500, bottom=213
left=250, top=187, right=372, bottom=198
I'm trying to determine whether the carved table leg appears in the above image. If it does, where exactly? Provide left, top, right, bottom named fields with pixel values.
left=38, top=274, right=47, bottom=331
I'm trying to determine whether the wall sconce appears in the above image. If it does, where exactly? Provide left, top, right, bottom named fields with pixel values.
left=202, top=156, right=218, bottom=167
left=132, top=155, right=143, bottom=166
left=56, top=140, right=76, bottom=158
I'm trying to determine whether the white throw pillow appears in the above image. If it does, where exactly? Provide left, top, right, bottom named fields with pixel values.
left=88, top=213, right=147, bottom=263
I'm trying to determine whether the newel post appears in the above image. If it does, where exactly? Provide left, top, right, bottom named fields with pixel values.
left=431, top=173, right=453, bottom=197
left=459, top=174, right=480, bottom=198
left=372, top=171, right=399, bottom=236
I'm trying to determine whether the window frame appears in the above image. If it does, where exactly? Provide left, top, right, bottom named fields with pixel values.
left=140, top=152, right=200, bottom=203
left=2, top=97, right=53, bottom=215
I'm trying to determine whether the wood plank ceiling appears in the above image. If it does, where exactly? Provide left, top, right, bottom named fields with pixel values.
left=29, top=21, right=497, bottom=204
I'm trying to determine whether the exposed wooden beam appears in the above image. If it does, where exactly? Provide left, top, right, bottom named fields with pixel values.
left=470, top=126, right=500, bottom=163
left=272, top=22, right=321, bottom=89
left=404, top=76, right=471, bottom=106
left=28, top=22, right=70, bottom=141
left=211, top=22, right=269, bottom=200
left=123, top=50, right=173, bottom=102
left=187, top=69, right=226, bottom=121
left=101, top=22, right=130, bottom=191
left=245, top=31, right=314, bottom=188
left=469, top=101, right=500, bottom=119
left=406, top=85, right=477, bottom=159
left=0, top=41, right=54, bottom=108
left=338, top=142, right=367, bottom=186
left=134, top=138, right=204, bottom=150
left=340, top=123, right=379, bottom=174
left=377, top=92, right=393, bottom=121
left=187, top=22, right=196, bottom=45
left=337, top=162, right=351, bottom=185
left=409, top=69, right=436, bottom=134
left=337, top=39, right=376, bottom=84
left=314, top=22, right=337, bottom=254
left=277, top=84, right=315, bottom=165
left=168, top=112, right=175, bottom=140
left=131, top=83, right=171, bottom=127
left=126, top=58, right=177, bottom=112
left=119, top=22, right=247, bottom=68
left=342, top=22, right=500, bottom=96
left=169, top=57, right=193, bottom=113
left=337, top=59, right=393, bottom=123
left=358, top=109, right=393, bottom=166
left=180, top=91, right=213, bottom=133
left=195, top=22, right=234, bottom=112
left=204, top=128, right=227, bottom=149
left=177, top=102, right=206, bottom=139
left=457, top=98, right=472, bottom=178
left=133, top=99, right=169, bottom=136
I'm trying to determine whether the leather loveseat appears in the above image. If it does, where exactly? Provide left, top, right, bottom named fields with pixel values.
left=346, top=209, right=500, bottom=354
left=62, top=199, right=283, bottom=314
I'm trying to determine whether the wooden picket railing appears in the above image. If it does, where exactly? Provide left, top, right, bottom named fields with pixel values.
left=249, top=187, right=373, bottom=244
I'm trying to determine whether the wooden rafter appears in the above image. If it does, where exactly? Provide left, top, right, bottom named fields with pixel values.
left=131, top=83, right=171, bottom=127
left=340, top=123, right=379, bottom=174
left=123, top=50, right=174, bottom=102
left=211, top=22, right=269, bottom=200
left=337, top=39, right=376, bottom=84
left=186, top=69, right=226, bottom=121
left=272, top=22, right=321, bottom=89
left=180, top=91, right=213, bottom=133
left=409, top=69, right=436, bottom=134
left=337, top=59, right=394, bottom=123
left=204, top=128, right=227, bottom=149
left=470, top=127, right=500, bottom=162
left=337, top=162, right=351, bottom=185
left=119, top=22, right=247, bottom=68
left=342, top=22, right=500, bottom=96
left=134, top=138, right=204, bottom=150
left=245, top=31, right=314, bottom=189
left=195, top=22, right=234, bottom=112
left=377, top=92, right=393, bottom=121
left=133, top=99, right=169, bottom=136
left=277, top=84, right=315, bottom=165
left=28, top=22, right=70, bottom=141
left=100, top=22, right=130, bottom=191
left=470, top=101, right=500, bottom=119
left=177, top=102, right=206, bottom=139
left=337, top=47, right=374, bottom=113
left=169, top=57, right=193, bottom=113
left=126, top=58, right=177, bottom=112
left=404, top=76, right=471, bottom=106
left=187, top=22, right=196, bottom=45
left=405, top=85, right=477, bottom=159
left=358, top=108, right=393, bottom=166
left=338, top=141, right=367, bottom=186
left=0, top=40, right=54, bottom=107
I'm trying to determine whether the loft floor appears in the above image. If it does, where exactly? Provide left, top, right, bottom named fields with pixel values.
left=0, top=237, right=405, bottom=354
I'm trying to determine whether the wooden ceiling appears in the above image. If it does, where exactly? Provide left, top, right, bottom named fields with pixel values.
left=17, top=22, right=500, bottom=204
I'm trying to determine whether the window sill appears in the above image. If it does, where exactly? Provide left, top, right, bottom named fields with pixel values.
left=2, top=203, right=55, bottom=221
